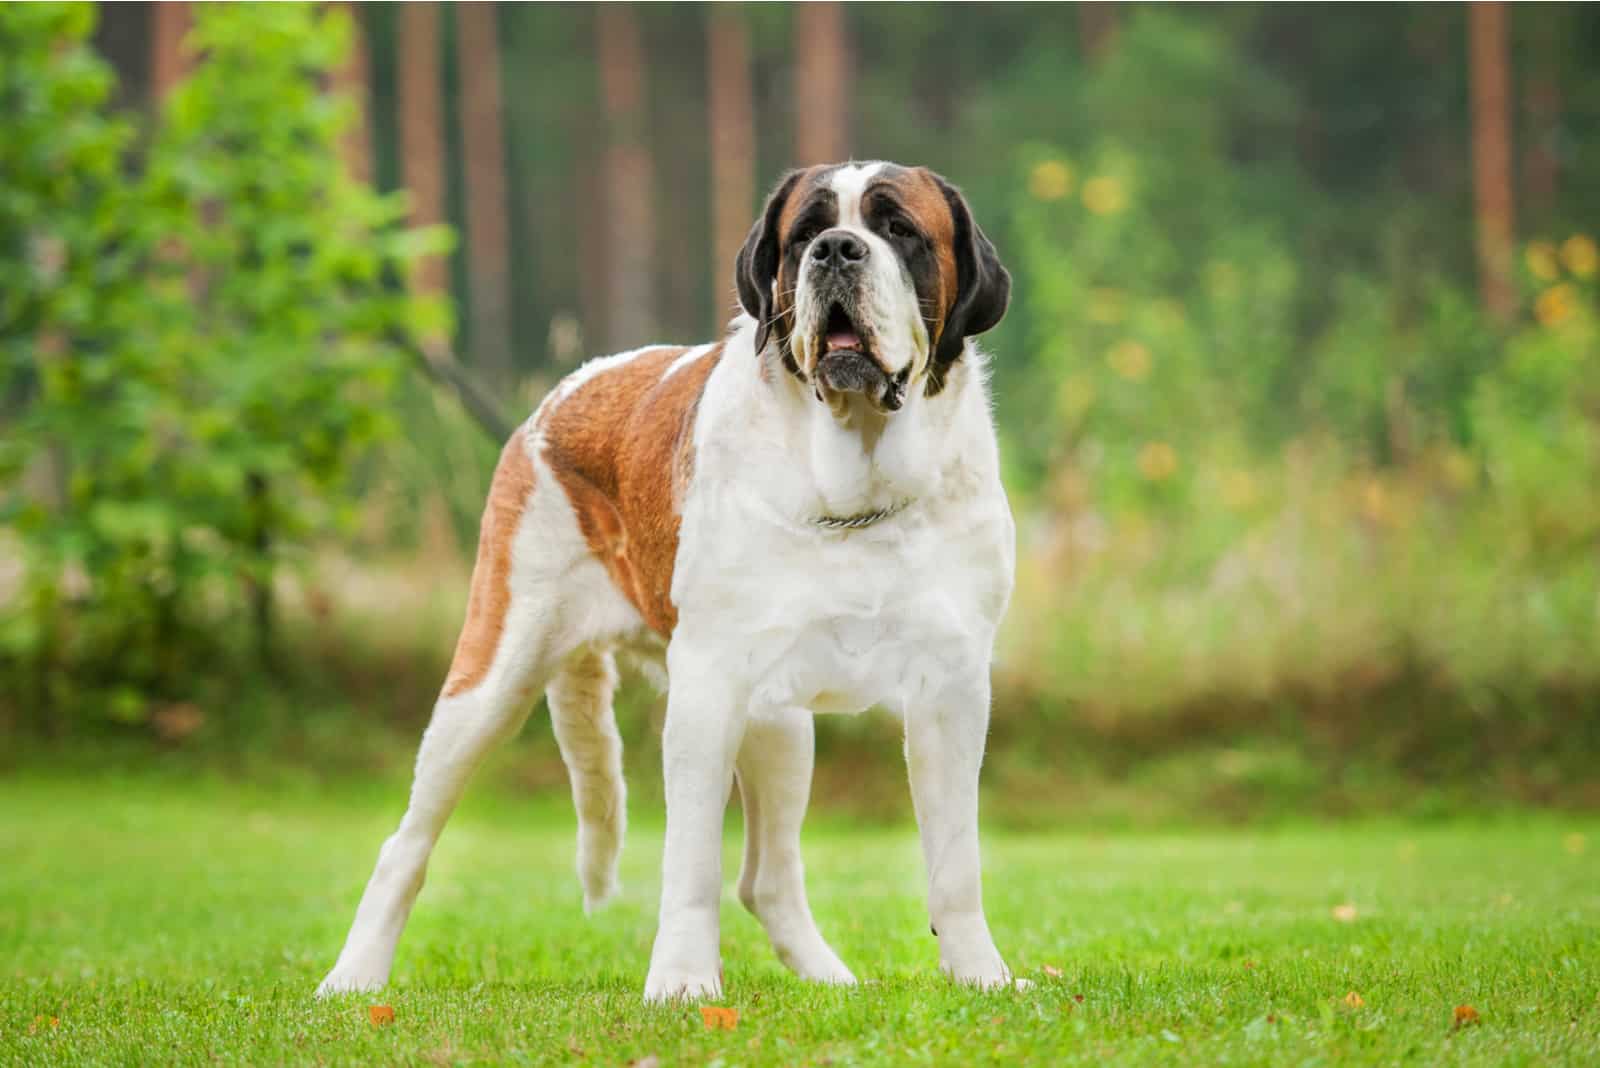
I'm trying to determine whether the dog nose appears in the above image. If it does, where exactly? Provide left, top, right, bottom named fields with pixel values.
left=810, top=231, right=868, bottom=269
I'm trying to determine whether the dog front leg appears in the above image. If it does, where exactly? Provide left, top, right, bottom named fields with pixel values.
left=643, top=656, right=747, bottom=1002
left=736, top=706, right=855, bottom=984
left=905, top=674, right=1012, bottom=988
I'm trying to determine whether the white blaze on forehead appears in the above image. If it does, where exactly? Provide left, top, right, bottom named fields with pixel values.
left=826, top=162, right=886, bottom=228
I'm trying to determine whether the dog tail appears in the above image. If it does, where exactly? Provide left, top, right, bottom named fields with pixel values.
left=546, top=647, right=626, bottom=912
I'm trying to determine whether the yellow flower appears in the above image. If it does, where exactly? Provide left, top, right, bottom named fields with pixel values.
left=1106, top=340, right=1151, bottom=381
left=1359, top=478, right=1389, bottom=524
left=1082, top=176, right=1127, bottom=216
left=1535, top=283, right=1577, bottom=327
left=1561, top=235, right=1598, bottom=279
left=1086, top=287, right=1126, bottom=324
left=1206, top=261, right=1240, bottom=299
left=1525, top=241, right=1561, bottom=282
left=1028, top=159, right=1075, bottom=202
left=1151, top=299, right=1187, bottom=332
left=1221, top=470, right=1257, bottom=510
left=1440, top=448, right=1476, bottom=491
left=1137, top=441, right=1178, bottom=482
left=1055, top=373, right=1096, bottom=420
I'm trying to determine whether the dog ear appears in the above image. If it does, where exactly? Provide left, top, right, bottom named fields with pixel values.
left=736, top=169, right=805, bottom=355
left=928, top=173, right=1011, bottom=380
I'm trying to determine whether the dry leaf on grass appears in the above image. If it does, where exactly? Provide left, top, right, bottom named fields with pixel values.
left=1042, top=965, right=1063, bottom=979
left=1343, top=991, right=1365, bottom=1008
left=29, top=1015, right=60, bottom=1034
left=368, top=1005, right=395, bottom=1027
left=699, top=1006, right=739, bottom=1030
left=1331, top=903, right=1359, bottom=923
left=629, top=1057, right=660, bottom=1068
left=1453, top=1005, right=1480, bottom=1030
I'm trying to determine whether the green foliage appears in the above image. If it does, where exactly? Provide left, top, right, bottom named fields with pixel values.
left=0, top=4, right=445, bottom=728
left=979, top=10, right=1600, bottom=732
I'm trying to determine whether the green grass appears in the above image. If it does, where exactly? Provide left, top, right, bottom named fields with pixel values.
left=2, top=774, right=1597, bottom=1065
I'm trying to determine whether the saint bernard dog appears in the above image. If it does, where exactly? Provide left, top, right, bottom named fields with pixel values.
left=318, top=161, right=1017, bottom=1002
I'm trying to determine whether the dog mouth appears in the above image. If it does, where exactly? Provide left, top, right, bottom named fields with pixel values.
left=812, top=303, right=906, bottom=412
left=821, top=302, right=869, bottom=362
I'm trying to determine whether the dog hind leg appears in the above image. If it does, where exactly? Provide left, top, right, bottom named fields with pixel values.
left=317, top=428, right=557, bottom=996
left=547, top=646, right=626, bottom=912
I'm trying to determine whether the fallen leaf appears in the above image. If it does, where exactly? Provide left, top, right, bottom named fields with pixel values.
left=1564, top=833, right=1587, bottom=856
left=1074, top=994, right=1085, bottom=1004
left=1331, top=903, right=1359, bottom=923
left=29, top=1015, right=59, bottom=1034
left=990, top=1015, right=1007, bottom=1026
left=1042, top=965, right=1063, bottom=979
left=368, top=1005, right=395, bottom=1027
left=1242, top=960, right=1257, bottom=970
left=699, top=1005, right=738, bottom=1030
left=152, top=702, right=206, bottom=743
left=628, top=1058, right=660, bottom=1068
left=1343, top=991, right=1365, bottom=1008
left=1453, top=1005, right=1480, bottom=1030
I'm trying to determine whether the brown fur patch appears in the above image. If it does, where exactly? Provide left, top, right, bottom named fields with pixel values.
left=542, top=343, right=724, bottom=636
left=443, top=425, right=537, bottom=697
left=894, top=167, right=960, bottom=344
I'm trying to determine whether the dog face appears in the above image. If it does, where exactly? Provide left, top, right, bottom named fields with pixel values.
left=736, top=162, right=1011, bottom=408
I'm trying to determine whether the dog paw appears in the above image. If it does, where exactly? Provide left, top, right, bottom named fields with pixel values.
left=642, top=967, right=723, bottom=1004
left=779, top=942, right=857, bottom=986
left=939, top=952, right=1019, bottom=992
left=315, top=968, right=386, bottom=999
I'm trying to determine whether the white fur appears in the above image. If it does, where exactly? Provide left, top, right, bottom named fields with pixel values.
left=318, top=173, right=1016, bottom=1003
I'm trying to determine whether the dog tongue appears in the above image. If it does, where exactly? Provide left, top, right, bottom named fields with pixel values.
left=826, top=329, right=862, bottom=352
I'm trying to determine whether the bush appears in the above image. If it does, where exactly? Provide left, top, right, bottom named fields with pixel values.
left=0, top=4, right=447, bottom=730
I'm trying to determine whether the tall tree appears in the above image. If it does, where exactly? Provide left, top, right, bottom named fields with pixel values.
left=1078, top=3, right=1120, bottom=63
left=596, top=3, right=657, bottom=349
left=150, top=1, right=189, bottom=97
left=1468, top=1, right=1515, bottom=324
left=455, top=2, right=515, bottom=384
left=794, top=2, right=850, bottom=165
left=1521, top=16, right=1561, bottom=226
left=330, top=2, right=373, bottom=186
left=399, top=2, right=447, bottom=301
left=708, top=6, right=755, bottom=324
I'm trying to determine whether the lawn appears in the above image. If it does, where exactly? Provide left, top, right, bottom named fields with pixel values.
left=1, top=774, right=1597, bottom=1066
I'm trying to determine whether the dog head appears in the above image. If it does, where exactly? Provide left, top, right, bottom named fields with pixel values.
left=736, top=162, right=1010, bottom=410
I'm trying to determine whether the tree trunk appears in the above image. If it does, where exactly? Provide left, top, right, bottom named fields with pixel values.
left=399, top=2, right=448, bottom=301
left=150, top=1, right=189, bottom=98
left=1521, top=17, right=1561, bottom=227
left=456, top=2, right=516, bottom=385
left=708, top=7, right=755, bottom=324
left=1468, top=1, right=1515, bottom=325
left=596, top=3, right=657, bottom=350
left=331, top=2, right=374, bottom=186
left=1078, top=2, right=1120, bottom=63
left=793, top=2, right=850, bottom=165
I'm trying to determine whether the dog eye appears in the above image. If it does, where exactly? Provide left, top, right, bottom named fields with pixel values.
left=887, top=218, right=916, bottom=240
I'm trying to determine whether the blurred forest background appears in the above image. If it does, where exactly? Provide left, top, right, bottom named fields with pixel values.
left=4, top=2, right=1599, bottom=824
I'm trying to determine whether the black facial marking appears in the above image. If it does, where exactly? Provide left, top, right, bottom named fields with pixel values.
left=925, top=174, right=1010, bottom=397
left=862, top=179, right=947, bottom=379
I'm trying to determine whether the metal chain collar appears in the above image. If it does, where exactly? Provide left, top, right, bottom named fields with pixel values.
left=810, top=498, right=911, bottom=531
